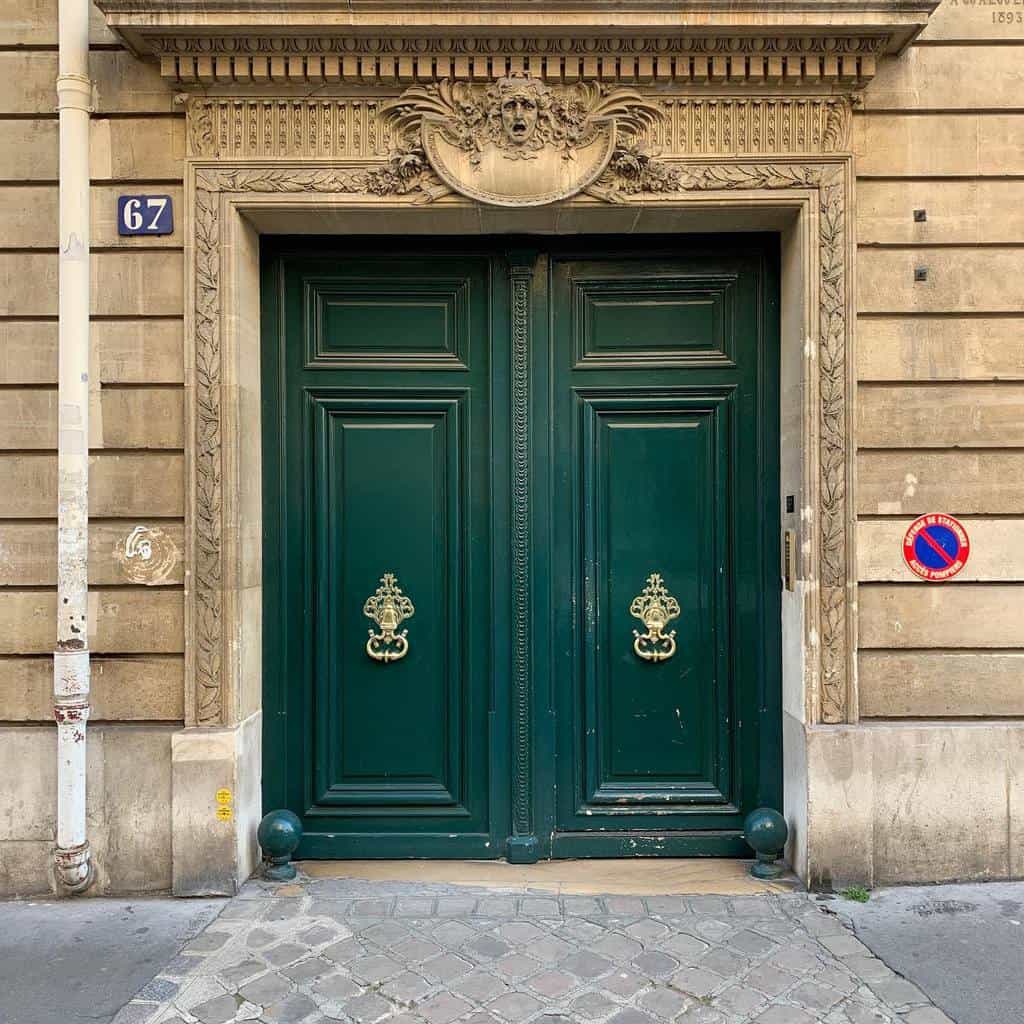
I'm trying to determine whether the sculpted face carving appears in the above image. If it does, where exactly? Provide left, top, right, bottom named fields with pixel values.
left=501, top=90, right=539, bottom=145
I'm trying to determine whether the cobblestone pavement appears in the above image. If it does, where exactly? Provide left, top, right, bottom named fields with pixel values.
left=114, top=878, right=952, bottom=1024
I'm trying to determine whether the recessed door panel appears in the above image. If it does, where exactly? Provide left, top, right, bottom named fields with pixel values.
left=312, top=397, right=465, bottom=810
left=579, top=394, right=733, bottom=809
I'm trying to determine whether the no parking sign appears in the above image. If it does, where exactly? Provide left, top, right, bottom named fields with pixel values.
left=902, top=514, right=971, bottom=581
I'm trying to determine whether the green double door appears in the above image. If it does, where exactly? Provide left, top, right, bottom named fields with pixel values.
left=262, top=236, right=781, bottom=861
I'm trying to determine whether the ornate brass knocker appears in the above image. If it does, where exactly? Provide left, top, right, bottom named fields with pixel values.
left=629, top=572, right=680, bottom=663
left=363, top=572, right=415, bottom=663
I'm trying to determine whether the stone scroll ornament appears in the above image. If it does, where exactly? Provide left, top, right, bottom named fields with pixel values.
left=380, top=76, right=676, bottom=206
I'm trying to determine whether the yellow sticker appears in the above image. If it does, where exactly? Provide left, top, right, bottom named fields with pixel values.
left=215, top=788, right=233, bottom=805
left=216, top=805, right=233, bottom=821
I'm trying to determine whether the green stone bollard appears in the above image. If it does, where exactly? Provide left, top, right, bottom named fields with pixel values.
left=743, top=807, right=788, bottom=879
left=257, top=809, right=303, bottom=881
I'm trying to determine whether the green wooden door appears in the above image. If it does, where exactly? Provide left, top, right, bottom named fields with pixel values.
left=262, top=235, right=780, bottom=860
left=261, top=241, right=510, bottom=858
left=539, top=239, right=781, bottom=857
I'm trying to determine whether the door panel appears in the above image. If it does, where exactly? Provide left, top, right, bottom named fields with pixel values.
left=263, top=246, right=506, bottom=858
left=547, top=241, right=780, bottom=857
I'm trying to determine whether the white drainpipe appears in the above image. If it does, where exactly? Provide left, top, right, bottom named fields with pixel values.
left=53, top=0, right=94, bottom=894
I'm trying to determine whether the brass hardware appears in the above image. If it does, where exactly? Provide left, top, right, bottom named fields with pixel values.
left=363, top=572, right=415, bottom=663
left=629, top=572, right=681, bottom=663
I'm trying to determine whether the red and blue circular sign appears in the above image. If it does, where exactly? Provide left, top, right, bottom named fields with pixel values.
left=902, top=514, right=971, bottom=581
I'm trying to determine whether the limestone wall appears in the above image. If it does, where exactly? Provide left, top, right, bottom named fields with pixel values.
left=853, top=3, right=1024, bottom=718
left=0, top=0, right=184, bottom=894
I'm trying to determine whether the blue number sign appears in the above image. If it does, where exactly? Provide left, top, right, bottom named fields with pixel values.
left=117, top=195, right=174, bottom=236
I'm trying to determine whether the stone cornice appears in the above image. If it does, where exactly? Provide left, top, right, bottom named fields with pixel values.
left=97, top=2, right=937, bottom=87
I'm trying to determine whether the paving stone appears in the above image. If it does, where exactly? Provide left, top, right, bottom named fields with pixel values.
left=771, top=946, right=826, bottom=974
left=281, top=957, right=333, bottom=983
left=239, top=971, right=292, bottom=1005
left=519, top=898, right=562, bottom=918
left=607, top=1009, right=657, bottom=1024
left=264, top=903, right=304, bottom=923
left=693, top=920, right=733, bottom=943
left=561, top=950, right=614, bottom=980
left=451, top=970, right=509, bottom=1004
left=526, top=969, right=576, bottom=998
left=743, top=963, right=799, bottom=996
left=632, top=951, right=678, bottom=977
left=663, top=932, right=711, bottom=961
left=381, top=969, right=434, bottom=1002
left=350, top=953, right=403, bottom=984
left=418, top=992, right=473, bottom=1023
left=486, top=991, right=543, bottom=1021
left=728, top=929, right=779, bottom=956
left=639, top=985, right=692, bottom=1018
left=700, top=948, right=748, bottom=976
left=558, top=920, right=606, bottom=944
left=219, top=958, right=268, bottom=986
left=421, top=952, right=475, bottom=983
left=677, top=1007, right=728, bottom=1024
left=902, top=1008, right=955, bottom=1024
left=190, top=993, right=239, bottom=1024
left=321, top=937, right=364, bottom=963
left=186, top=932, right=233, bottom=954
left=394, top=898, right=436, bottom=917
left=563, top=896, right=603, bottom=916
left=844, top=956, right=896, bottom=984
left=493, top=952, right=542, bottom=981
left=712, top=983, right=767, bottom=1016
left=265, top=942, right=310, bottom=967
left=645, top=896, right=690, bottom=916
left=526, top=934, right=575, bottom=964
left=605, top=898, right=647, bottom=917
left=754, top=1006, right=815, bottom=1024
left=687, top=898, right=729, bottom=917
left=626, top=919, right=671, bottom=942
left=601, top=969, right=649, bottom=998
left=432, top=920, right=477, bottom=946
left=360, top=920, right=411, bottom=946
left=868, top=977, right=929, bottom=1009
left=350, top=899, right=393, bottom=918
left=671, top=967, right=723, bottom=999
left=343, top=991, right=394, bottom=1023
left=311, top=971, right=361, bottom=1003
left=466, top=934, right=512, bottom=960
left=571, top=990, right=620, bottom=1019
left=593, top=933, right=644, bottom=960
left=495, top=921, right=545, bottom=944
left=477, top=898, right=517, bottom=917
left=263, top=992, right=319, bottom=1023
left=393, top=936, right=444, bottom=963
left=821, top=934, right=873, bottom=958
left=790, top=980, right=844, bottom=1013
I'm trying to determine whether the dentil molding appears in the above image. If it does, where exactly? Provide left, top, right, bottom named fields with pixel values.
left=97, top=1, right=936, bottom=87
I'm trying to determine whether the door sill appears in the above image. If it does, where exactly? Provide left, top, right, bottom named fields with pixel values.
left=295, top=857, right=797, bottom=895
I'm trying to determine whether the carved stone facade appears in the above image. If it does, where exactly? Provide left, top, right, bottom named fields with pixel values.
left=186, top=63, right=857, bottom=725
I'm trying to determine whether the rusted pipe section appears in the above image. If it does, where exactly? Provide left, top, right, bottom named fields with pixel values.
left=54, top=0, right=94, bottom=894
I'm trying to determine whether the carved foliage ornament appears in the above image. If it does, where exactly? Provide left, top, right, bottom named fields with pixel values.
left=190, top=159, right=851, bottom=725
left=381, top=76, right=673, bottom=206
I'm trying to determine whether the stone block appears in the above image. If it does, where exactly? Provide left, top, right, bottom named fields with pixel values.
left=858, top=519, right=1024, bottom=584
left=857, top=316, right=1024, bottom=383
left=859, top=584, right=1024, bottom=648
left=0, top=653, right=184, bottom=722
left=859, top=651, right=1024, bottom=718
left=857, top=450, right=1024, bottom=515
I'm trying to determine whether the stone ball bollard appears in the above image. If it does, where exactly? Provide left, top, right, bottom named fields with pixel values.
left=743, top=806, right=788, bottom=879
left=257, top=809, right=303, bottom=881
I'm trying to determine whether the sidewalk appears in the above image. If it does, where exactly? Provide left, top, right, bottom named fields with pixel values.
left=7, top=866, right=1020, bottom=1024
left=107, top=865, right=949, bottom=1024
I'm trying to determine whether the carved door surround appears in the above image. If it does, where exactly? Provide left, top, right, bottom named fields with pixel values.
left=106, top=1, right=940, bottom=737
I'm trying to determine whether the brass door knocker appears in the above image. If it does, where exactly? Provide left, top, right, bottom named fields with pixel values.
left=629, top=572, right=680, bottom=663
left=363, top=572, right=415, bottom=663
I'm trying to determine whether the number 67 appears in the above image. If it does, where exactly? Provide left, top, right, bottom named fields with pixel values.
left=121, top=197, right=169, bottom=232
